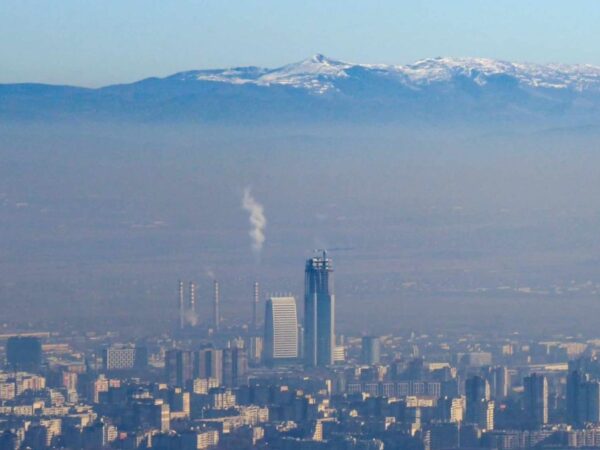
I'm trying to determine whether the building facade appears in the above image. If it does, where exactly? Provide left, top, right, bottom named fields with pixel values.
left=465, top=375, right=494, bottom=430
left=264, top=296, right=298, bottom=366
left=304, top=251, right=335, bottom=367
left=361, top=336, right=381, bottom=365
left=102, top=345, right=147, bottom=371
left=524, top=373, right=548, bottom=427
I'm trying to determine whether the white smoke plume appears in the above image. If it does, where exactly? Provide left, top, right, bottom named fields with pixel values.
left=185, top=309, right=198, bottom=327
left=242, top=187, right=267, bottom=256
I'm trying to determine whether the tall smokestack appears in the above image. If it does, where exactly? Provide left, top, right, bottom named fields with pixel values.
left=253, top=281, right=259, bottom=331
left=189, top=281, right=196, bottom=326
left=213, top=280, right=220, bottom=332
left=178, top=280, right=184, bottom=330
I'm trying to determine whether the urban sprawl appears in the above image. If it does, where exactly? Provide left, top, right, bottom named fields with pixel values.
left=1, top=252, right=599, bottom=450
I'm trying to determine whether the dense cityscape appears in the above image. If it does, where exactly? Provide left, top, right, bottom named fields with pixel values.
left=4, top=3, right=600, bottom=450
left=3, top=250, right=600, bottom=450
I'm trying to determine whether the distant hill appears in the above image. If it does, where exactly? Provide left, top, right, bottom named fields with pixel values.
left=3, top=54, right=600, bottom=124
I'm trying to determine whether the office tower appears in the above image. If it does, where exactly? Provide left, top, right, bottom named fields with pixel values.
left=264, top=296, right=299, bottom=366
left=465, top=375, right=494, bottom=430
left=361, top=336, right=381, bottom=365
left=304, top=250, right=335, bottom=367
left=102, top=345, right=147, bottom=371
left=437, top=396, right=464, bottom=423
left=567, top=370, right=582, bottom=425
left=584, top=381, right=600, bottom=423
left=165, top=350, right=195, bottom=387
left=153, top=400, right=170, bottom=432
left=6, top=337, right=42, bottom=372
left=178, top=280, right=184, bottom=330
left=198, top=348, right=223, bottom=385
left=248, top=336, right=263, bottom=364
left=568, top=370, right=600, bottom=426
left=253, top=282, right=259, bottom=331
left=482, top=400, right=495, bottom=430
left=61, top=371, right=78, bottom=391
left=524, top=373, right=548, bottom=427
left=333, top=345, right=345, bottom=363
left=234, top=348, right=248, bottom=386
left=222, top=348, right=232, bottom=387
left=223, top=347, right=248, bottom=387
left=481, top=365, right=510, bottom=400
left=213, top=280, right=220, bottom=332
left=493, top=366, right=510, bottom=399
left=189, top=281, right=196, bottom=326
left=169, top=388, right=191, bottom=417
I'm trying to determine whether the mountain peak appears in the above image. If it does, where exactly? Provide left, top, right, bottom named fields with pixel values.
left=251, top=54, right=352, bottom=93
left=292, top=53, right=347, bottom=68
left=310, top=53, right=327, bottom=63
left=280, top=53, right=347, bottom=68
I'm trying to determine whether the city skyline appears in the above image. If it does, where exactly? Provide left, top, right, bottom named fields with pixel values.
left=4, top=3, right=600, bottom=448
left=4, top=304, right=600, bottom=450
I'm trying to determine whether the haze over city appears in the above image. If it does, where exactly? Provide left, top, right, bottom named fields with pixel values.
left=3, top=2, right=600, bottom=450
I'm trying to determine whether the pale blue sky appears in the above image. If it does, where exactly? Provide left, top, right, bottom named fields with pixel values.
left=1, top=0, right=600, bottom=86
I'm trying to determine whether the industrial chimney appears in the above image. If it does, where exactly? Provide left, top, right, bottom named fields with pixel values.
left=189, top=281, right=196, bottom=326
left=253, top=281, right=259, bottom=331
left=213, top=280, right=220, bottom=332
left=178, top=280, right=184, bottom=330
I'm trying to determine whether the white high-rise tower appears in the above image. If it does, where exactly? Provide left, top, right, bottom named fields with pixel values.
left=264, top=296, right=298, bottom=365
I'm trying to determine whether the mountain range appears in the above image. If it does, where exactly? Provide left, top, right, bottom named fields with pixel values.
left=3, top=54, right=600, bottom=124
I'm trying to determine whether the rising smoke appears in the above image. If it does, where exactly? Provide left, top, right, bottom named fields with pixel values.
left=242, top=187, right=267, bottom=256
left=185, top=309, right=198, bottom=327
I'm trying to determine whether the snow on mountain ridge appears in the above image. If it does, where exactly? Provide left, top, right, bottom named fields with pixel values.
left=255, top=54, right=352, bottom=93
left=175, top=55, right=600, bottom=94
left=404, top=57, right=600, bottom=91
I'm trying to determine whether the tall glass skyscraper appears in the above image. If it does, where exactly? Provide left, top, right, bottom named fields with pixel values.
left=524, top=373, right=549, bottom=427
left=304, top=250, right=335, bottom=367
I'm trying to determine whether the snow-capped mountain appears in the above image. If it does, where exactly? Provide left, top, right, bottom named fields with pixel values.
left=173, top=54, right=600, bottom=94
left=178, top=54, right=353, bottom=94
left=3, top=54, right=600, bottom=124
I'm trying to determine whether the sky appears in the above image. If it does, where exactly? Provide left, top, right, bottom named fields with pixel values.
left=1, top=0, right=600, bottom=86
